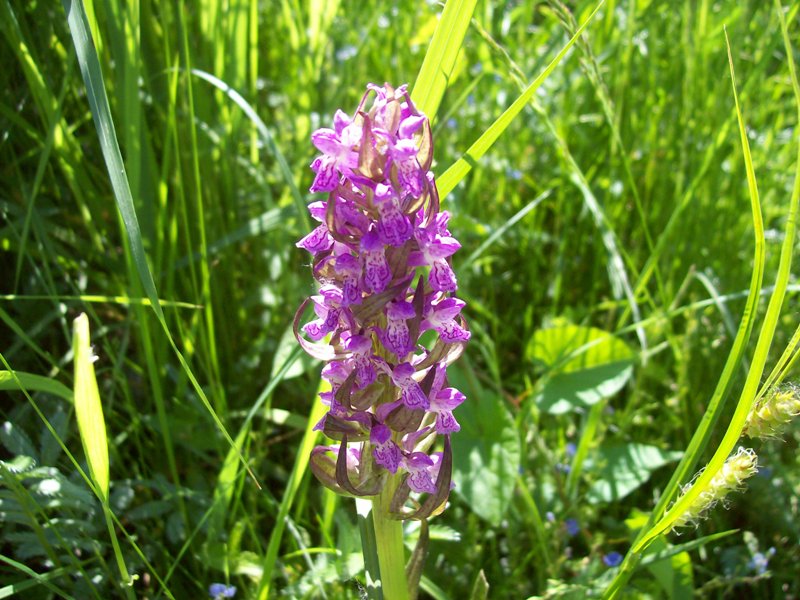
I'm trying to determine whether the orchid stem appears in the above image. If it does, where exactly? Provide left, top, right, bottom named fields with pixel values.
left=371, top=475, right=409, bottom=600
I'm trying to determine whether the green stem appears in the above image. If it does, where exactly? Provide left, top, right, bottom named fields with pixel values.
left=371, top=476, right=409, bottom=600
left=102, top=501, right=135, bottom=600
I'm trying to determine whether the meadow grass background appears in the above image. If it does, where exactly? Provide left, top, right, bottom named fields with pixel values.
left=1, top=0, right=799, bottom=597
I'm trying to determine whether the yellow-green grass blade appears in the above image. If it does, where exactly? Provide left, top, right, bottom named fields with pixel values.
left=436, top=0, right=605, bottom=199
left=0, top=371, right=73, bottom=403
left=632, top=25, right=797, bottom=555
left=62, top=0, right=258, bottom=486
left=411, top=0, right=478, bottom=119
left=0, top=553, right=77, bottom=600
left=72, top=313, right=109, bottom=502
left=255, top=378, right=329, bottom=600
left=0, top=295, right=201, bottom=309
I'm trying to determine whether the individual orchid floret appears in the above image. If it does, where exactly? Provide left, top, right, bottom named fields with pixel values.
left=371, top=423, right=401, bottom=473
left=302, top=285, right=347, bottom=341
left=344, top=333, right=377, bottom=388
left=374, top=184, right=413, bottom=246
left=333, top=253, right=362, bottom=306
left=403, top=452, right=437, bottom=494
left=430, top=387, right=465, bottom=434
left=381, top=300, right=417, bottom=358
left=296, top=201, right=333, bottom=254
left=385, top=115, right=427, bottom=198
left=421, top=297, right=470, bottom=343
left=360, top=226, right=392, bottom=293
left=409, top=212, right=461, bottom=292
left=388, top=362, right=429, bottom=410
left=309, top=110, right=362, bottom=192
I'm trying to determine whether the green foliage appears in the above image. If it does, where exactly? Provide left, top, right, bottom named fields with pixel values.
left=2, top=0, right=800, bottom=598
left=449, top=363, right=521, bottom=526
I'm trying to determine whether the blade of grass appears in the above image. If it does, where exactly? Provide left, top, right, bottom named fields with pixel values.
left=255, top=378, right=330, bottom=600
left=72, top=314, right=135, bottom=598
left=411, top=0, right=478, bottom=119
left=61, top=0, right=259, bottom=487
left=436, top=0, right=605, bottom=198
left=0, top=371, right=73, bottom=403
left=628, top=22, right=799, bottom=560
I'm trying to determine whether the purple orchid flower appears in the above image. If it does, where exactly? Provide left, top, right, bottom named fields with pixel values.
left=296, top=83, right=470, bottom=517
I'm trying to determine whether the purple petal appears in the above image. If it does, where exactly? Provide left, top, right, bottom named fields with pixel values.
left=437, top=320, right=470, bottom=344
left=396, top=156, right=424, bottom=198
left=296, top=224, right=333, bottom=254
left=333, top=109, right=351, bottom=134
left=402, top=382, right=429, bottom=410
left=435, top=411, right=460, bottom=434
left=374, top=442, right=401, bottom=473
left=370, top=423, right=392, bottom=444
left=310, top=155, right=339, bottom=192
left=311, top=128, right=344, bottom=154
left=432, top=387, right=466, bottom=411
left=399, top=115, right=426, bottom=138
left=430, top=259, right=457, bottom=292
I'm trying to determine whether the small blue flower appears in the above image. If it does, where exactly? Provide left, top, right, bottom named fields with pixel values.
left=545, top=511, right=555, bottom=522
left=565, top=442, right=577, bottom=457
left=603, top=551, right=623, bottom=567
left=747, top=547, right=776, bottom=575
left=506, top=168, right=523, bottom=181
left=565, top=518, right=580, bottom=537
left=209, top=583, right=236, bottom=599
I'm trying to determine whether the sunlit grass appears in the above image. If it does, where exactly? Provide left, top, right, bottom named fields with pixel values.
left=1, top=0, right=799, bottom=597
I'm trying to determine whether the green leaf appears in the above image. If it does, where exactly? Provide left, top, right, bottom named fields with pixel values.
left=0, top=371, right=73, bottom=403
left=449, top=363, right=520, bottom=526
left=530, top=321, right=635, bottom=414
left=587, top=444, right=682, bottom=504
left=411, top=0, right=478, bottom=119
left=638, top=536, right=693, bottom=599
left=469, top=570, right=489, bottom=600
left=0, top=422, right=37, bottom=459
left=72, top=313, right=109, bottom=501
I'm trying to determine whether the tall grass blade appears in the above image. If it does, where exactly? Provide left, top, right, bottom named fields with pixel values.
left=631, top=24, right=797, bottom=554
left=61, top=0, right=258, bottom=486
left=436, top=0, right=605, bottom=198
left=255, top=379, right=330, bottom=600
left=0, top=371, right=73, bottom=403
left=411, top=0, right=478, bottom=119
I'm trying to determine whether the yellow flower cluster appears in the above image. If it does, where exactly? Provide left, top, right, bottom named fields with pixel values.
left=744, top=386, right=800, bottom=439
left=671, top=447, right=758, bottom=530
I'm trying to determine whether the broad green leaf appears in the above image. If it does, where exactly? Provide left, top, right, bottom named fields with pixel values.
left=0, top=422, right=37, bottom=459
left=539, top=365, right=633, bottom=415
left=436, top=1, right=605, bottom=198
left=637, top=536, right=694, bottom=599
left=411, top=0, right=478, bottom=119
left=530, top=321, right=635, bottom=414
left=0, top=371, right=73, bottom=403
left=587, top=444, right=682, bottom=504
left=72, top=313, right=109, bottom=501
left=449, top=364, right=520, bottom=526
